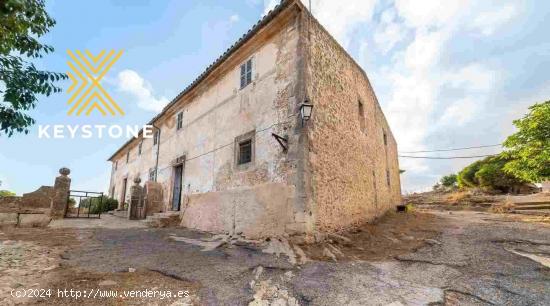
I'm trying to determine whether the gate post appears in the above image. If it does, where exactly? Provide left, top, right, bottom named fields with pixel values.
left=128, top=177, right=143, bottom=220
left=50, top=167, right=71, bottom=219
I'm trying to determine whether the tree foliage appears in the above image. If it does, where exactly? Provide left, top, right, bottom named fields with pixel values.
left=0, top=190, right=16, bottom=197
left=457, top=156, right=526, bottom=193
left=502, top=101, right=550, bottom=183
left=457, top=160, right=482, bottom=188
left=475, top=156, right=525, bottom=193
left=440, top=174, right=458, bottom=187
left=0, top=0, right=67, bottom=136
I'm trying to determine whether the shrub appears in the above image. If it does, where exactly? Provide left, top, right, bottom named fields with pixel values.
left=457, top=161, right=482, bottom=188
left=0, top=190, right=16, bottom=197
left=475, top=156, right=525, bottom=193
left=440, top=174, right=458, bottom=188
left=80, top=196, right=118, bottom=214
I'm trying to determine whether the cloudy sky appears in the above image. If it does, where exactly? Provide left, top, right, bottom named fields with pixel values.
left=1, top=0, right=549, bottom=195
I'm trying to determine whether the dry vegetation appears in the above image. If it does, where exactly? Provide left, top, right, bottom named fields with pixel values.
left=298, top=211, right=445, bottom=261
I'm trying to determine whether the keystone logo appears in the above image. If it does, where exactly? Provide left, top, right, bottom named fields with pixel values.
left=66, top=50, right=124, bottom=116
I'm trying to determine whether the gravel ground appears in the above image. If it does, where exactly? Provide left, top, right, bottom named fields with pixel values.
left=1, top=210, right=549, bottom=305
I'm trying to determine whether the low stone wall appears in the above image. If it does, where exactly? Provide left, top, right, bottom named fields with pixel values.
left=180, top=183, right=295, bottom=239
left=0, top=168, right=71, bottom=227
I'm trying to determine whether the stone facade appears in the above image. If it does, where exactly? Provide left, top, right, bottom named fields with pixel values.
left=108, top=0, right=401, bottom=238
left=306, top=16, right=402, bottom=232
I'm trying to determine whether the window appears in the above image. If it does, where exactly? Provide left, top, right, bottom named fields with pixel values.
left=383, top=131, right=387, bottom=146
left=240, top=58, right=253, bottom=89
left=358, top=100, right=366, bottom=133
left=114, top=161, right=118, bottom=170
left=153, top=130, right=160, bottom=146
left=138, top=141, right=143, bottom=155
left=238, top=140, right=252, bottom=165
left=386, top=170, right=391, bottom=187
left=126, top=151, right=130, bottom=163
left=176, top=112, right=183, bottom=130
left=149, top=168, right=156, bottom=181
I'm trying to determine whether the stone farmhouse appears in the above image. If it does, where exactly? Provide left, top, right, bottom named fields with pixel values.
left=108, top=0, right=402, bottom=238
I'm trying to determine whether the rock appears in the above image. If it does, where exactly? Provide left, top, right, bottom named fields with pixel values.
left=0, top=214, right=18, bottom=227
left=128, top=267, right=136, bottom=273
left=425, top=239, right=442, bottom=246
left=99, top=280, right=117, bottom=286
left=2, top=240, right=16, bottom=245
left=18, top=214, right=51, bottom=228
left=42, top=264, right=58, bottom=271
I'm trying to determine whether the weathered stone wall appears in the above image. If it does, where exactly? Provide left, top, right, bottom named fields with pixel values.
left=305, top=17, right=402, bottom=232
left=0, top=168, right=71, bottom=227
left=109, top=7, right=303, bottom=221
left=180, top=182, right=294, bottom=239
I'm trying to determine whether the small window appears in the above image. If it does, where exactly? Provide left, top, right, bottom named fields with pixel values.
left=126, top=151, right=130, bottom=163
left=138, top=141, right=143, bottom=155
left=114, top=161, right=118, bottom=170
left=386, top=170, right=391, bottom=187
left=149, top=168, right=156, bottom=181
left=153, top=130, right=160, bottom=145
left=383, top=131, right=387, bottom=146
left=238, top=139, right=252, bottom=165
left=176, top=112, right=183, bottom=130
left=358, top=100, right=366, bottom=133
left=240, top=58, right=253, bottom=89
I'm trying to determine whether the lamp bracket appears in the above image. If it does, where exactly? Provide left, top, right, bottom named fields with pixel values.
left=271, top=133, right=288, bottom=153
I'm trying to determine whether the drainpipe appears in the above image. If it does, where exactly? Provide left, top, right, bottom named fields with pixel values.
left=153, top=123, right=161, bottom=182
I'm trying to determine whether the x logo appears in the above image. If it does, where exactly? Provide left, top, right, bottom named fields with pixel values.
left=66, top=50, right=124, bottom=116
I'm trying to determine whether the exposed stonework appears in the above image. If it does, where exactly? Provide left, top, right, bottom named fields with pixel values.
left=128, top=177, right=144, bottom=220
left=306, top=17, right=401, bottom=232
left=107, top=0, right=401, bottom=238
left=143, top=181, right=164, bottom=216
left=50, top=168, right=71, bottom=219
left=0, top=167, right=71, bottom=227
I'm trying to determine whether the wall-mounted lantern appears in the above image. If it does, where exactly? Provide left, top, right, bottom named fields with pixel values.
left=300, top=99, right=314, bottom=127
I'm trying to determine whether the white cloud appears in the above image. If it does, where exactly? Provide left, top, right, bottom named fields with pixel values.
left=445, top=63, right=498, bottom=92
left=229, top=14, right=240, bottom=23
left=439, top=98, right=480, bottom=126
left=301, top=0, right=378, bottom=48
left=471, top=4, right=517, bottom=36
left=394, top=0, right=466, bottom=29
left=373, top=9, right=407, bottom=54
left=117, top=69, right=169, bottom=113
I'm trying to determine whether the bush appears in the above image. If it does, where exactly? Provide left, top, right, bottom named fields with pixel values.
left=457, top=156, right=526, bottom=193
left=475, top=156, right=524, bottom=193
left=80, top=196, right=118, bottom=214
left=0, top=190, right=16, bottom=197
left=458, top=161, right=482, bottom=188
left=440, top=174, right=458, bottom=188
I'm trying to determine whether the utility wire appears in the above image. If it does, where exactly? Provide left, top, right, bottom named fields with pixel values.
left=399, top=144, right=502, bottom=154
left=398, top=154, right=498, bottom=159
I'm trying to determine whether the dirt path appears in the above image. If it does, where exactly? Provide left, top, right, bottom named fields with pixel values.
left=1, top=210, right=549, bottom=305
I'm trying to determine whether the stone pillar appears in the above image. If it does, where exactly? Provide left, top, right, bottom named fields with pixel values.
left=128, top=177, right=143, bottom=220
left=143, top=181, right=164, bottom=216
left=50, top=167, right=71, bottom=219
left=542, top=181, right=550, bottom=193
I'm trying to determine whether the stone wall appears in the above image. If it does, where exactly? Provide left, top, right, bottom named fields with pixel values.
left=0, top=168, right=71, bottom=227
left=180, top=182, right=294, bottom=239
left=305, top=16, right=402, bottom=232
left=108, top=5, right=305, bottom=232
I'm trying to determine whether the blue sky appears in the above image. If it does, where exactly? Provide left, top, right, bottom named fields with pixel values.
left=1, top=0, right=549, bottom=195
